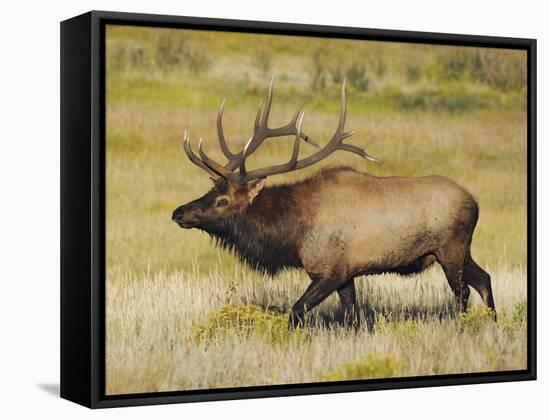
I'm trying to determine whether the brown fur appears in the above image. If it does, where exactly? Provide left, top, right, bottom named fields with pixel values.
left=172, top=166, right=495, bottom=328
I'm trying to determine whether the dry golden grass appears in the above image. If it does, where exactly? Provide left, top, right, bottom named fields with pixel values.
left=106, top=265, right=527, bottom=394
left=105, top=26, right=528, bottom=395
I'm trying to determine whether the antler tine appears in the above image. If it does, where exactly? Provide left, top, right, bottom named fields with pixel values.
left=288, top=110, right=304, bottom=167
left=269, top=103, right=321, bottom=149
left=290, top=104, right=305, bottom=125
left=243, top=75, right=275, bottom=160
left=259, top=74, right=275, bottom=129
left=183, top=131, right=226, bottom=179
left=239, top=136, right=254, bottom=176
left=340, top=143, right=382, bottom=163
left=254, top=99, right=263, bottom=132
left=197, top=138, right=233, bottom=178
left=235, top=75, right=277, bottom=176
left=217, top=99, right=238, bottom=160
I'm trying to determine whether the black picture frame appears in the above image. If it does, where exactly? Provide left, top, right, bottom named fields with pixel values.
left=60, top=10, right=537, bottom=409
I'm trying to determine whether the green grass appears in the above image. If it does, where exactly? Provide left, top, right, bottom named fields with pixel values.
left=105, top=25, right=528, bottom=395
left=106, top=25, right=527, bottom=113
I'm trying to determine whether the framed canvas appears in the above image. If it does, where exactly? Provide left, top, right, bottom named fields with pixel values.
left=60, top=10, right=537, bottom=408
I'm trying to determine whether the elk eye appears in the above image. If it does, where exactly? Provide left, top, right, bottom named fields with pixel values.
left=216, top=198, right=229, bottom=207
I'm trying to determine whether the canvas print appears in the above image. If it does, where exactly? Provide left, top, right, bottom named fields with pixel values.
left=105, top=25, right=528, bottom=395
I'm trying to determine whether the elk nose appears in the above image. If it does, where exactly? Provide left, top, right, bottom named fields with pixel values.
left=172, top=207, right=184, bottom=222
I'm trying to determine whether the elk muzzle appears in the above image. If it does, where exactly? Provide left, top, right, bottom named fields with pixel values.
left=172, top=204, right=201, bottom=228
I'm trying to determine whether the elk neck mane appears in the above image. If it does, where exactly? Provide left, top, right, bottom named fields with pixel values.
left=202, top=175, right=323, bottom=275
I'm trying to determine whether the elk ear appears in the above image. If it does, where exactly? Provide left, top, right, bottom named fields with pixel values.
left=246, top=178, right=266, bottom=204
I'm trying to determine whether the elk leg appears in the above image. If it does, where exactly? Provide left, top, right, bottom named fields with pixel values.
left=436, top=246, right=469, bottom=312
left=289, top=276, right=340, bottom=329
left=337, top=278, right=359, bottom=327
left=442, top=263, right=470, bottom=312
left=464, top=254, right=496, bottom=315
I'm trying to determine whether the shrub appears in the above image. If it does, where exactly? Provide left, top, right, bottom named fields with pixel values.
left=511, top=300, right=527, bottom=324
left=375, top=315, right=418, bottom=341
left=156, top=33, right=183, bottom=68
left=439, top=48, right=472, bottom=81
left=108, top=43, right=146, bottom=73
left=254, top=47, right=272, bottom=77
left=472, top=50, right=527, bottom=91
left=459, top=305, right=496, bottom=332
left=369, top=55, right=387, bottom=78
left=155, top=32, right=210, bottom=75
left=329, top=61, right=370, bottom=92
left=437, top=47, right=526, bottom=92
left=309, top=47, right=330, bottom=93
left=405, top=62, right=422, bottom=83
left=319, top=353, right=404, bottom=381
left=347, top=61, right=370, bottom=92
left=191, top=304, right=306, bottom=345
left=330, top=64, right=345, bottom=84
left=185, top=49, right=211, bottom=74
left=501, top=300, right=528, bottom=334
left=391, top=82, right=506, bottom=112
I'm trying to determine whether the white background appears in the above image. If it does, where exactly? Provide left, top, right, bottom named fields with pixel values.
left=0, top=1, right=547, bottom=418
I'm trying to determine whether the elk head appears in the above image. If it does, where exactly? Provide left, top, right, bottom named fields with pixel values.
left=172, top=77, right=379, bottom=230
left=171, top=177, right=266, bottom=229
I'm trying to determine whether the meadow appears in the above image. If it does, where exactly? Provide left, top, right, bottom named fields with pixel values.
left=105, top=25, right=528, bottom=394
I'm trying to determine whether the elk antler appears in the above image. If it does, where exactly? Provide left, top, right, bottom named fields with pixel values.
left=184, top=78, right=380, bottom=184
left=213, top=76, right=320, bottom=172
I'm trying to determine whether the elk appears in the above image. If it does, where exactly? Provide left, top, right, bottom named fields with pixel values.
left=172, top=78, right=496, bottom=328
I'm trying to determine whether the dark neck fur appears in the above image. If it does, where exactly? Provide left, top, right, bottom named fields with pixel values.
left=200, top=184, right=307, bottom=275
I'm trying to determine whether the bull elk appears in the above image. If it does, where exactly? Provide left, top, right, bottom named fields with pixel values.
left=172, top=78, right=496, bottom=328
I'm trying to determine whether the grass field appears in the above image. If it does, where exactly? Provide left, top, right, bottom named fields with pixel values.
left=105, top=25, right=528, bottom=394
